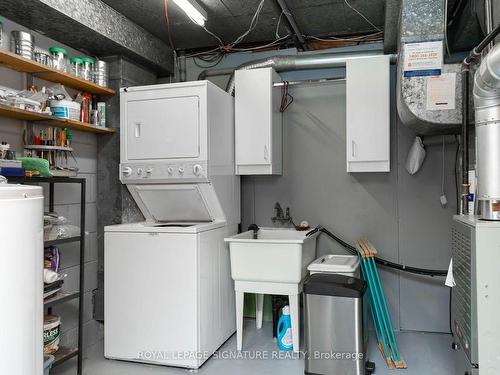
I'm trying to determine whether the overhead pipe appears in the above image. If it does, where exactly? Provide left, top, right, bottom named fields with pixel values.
left=224, top=51, right=397, bottom=94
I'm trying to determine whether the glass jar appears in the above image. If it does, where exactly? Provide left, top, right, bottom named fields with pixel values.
left=70, top=57, right=83, bottom=78
left=93, top=60, right=108, bottom=87
left=81, top=57, right=94, bottom=81
left=49, top=47, right=68, bottom=72
left=34, top=49, right=53, bottom=67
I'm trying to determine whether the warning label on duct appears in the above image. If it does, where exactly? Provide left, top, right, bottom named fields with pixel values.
left=403, top=41, right=443, bottom=77
left=426, top=73, right=456, bottom=110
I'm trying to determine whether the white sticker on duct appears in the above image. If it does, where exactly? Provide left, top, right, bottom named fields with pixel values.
left=403, top=41, right=443, bottom=77
left=426, top=73, right=456, bottom=110
left=445, top=258, right=456, bottom=287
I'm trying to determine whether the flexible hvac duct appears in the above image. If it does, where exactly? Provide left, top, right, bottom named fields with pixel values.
left=473, top=42, right=500, bottom=220
left=224, top=51, right=396, bottom=94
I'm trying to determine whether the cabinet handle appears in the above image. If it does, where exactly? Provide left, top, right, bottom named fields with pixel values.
left=134, top=122, right=141, bottom=138
left=352, top=140, right=356, bottom=158
left=264, top=145, right=269, bottom=162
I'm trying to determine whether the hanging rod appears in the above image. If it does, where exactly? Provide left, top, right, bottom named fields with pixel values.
left=273, top=77, right=346, bottom=87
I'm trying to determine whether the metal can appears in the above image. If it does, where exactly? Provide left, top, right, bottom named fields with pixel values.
left=93, top=60, right=109, bottom=87
left=11, top=31, right=35, bottom=60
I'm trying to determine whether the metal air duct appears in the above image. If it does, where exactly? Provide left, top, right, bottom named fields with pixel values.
left=224, top=51, right=396, bottom=94
left=473, top=42, right=500, bottom=220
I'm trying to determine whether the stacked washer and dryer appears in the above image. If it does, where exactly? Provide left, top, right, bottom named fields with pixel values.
left=104, top=81, right=240, bottom=369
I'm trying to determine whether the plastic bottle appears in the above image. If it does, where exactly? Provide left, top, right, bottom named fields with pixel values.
left=277, top=305, right=293, bottom=351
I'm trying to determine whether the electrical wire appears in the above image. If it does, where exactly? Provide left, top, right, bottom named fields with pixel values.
left=306, top=226, right=448, bottom=277
left=230, top=34, right=292, bottom=51
left=454, top=135, right=460, bottom=214
left=343, top=0, right=382, bottom=32
left=164, top=0, right=176, bottom=51
left=193, top=53, right=224, bottom=68
left=275, top=10, right=285, bottom=39
left=304, top=31, right=383, bottom=43
left=441, top=136, right=446, bottom=197
left=444, top=0, right=451, bottom=55
left=230, top=0, right=266, bottom=47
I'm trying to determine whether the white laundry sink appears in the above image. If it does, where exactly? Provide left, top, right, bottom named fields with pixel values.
left=225, top=227, right=319, bottom=284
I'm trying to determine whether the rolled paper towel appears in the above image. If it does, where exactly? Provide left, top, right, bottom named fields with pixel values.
left=44, top=269, right=58, bottom=284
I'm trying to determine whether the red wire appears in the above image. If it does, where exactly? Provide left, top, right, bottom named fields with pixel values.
left=164, top=0, right=176, bottom=51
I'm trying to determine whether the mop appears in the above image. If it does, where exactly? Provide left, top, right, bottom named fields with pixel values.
left=356, top=239, right=407, bottom=369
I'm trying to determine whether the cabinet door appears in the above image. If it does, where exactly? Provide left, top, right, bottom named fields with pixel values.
left=126, top=95, right=200, bottom=161
left=346, top=55, right=390, bottom=172
left=235, top=68, right=282, bottom=175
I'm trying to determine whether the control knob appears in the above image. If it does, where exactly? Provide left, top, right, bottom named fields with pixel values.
left=178, top=167, right=185, bottom=174
left=167, top=167, right=174, bottom=175
left=146, top=168, right=153, bottom=174
left=193, top=164, right=203, bottom=176
left=122, top=167, right=132, bottom=177
left=137, top=168, right=143, bottom=175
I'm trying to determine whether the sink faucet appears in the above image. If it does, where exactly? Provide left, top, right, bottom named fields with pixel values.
left=248, top=224, right=260, bottom=239
left=272, top=202, right=293, bottom=225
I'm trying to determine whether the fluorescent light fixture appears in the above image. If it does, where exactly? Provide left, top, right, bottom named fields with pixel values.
left=173, top=0, right=207, bottom=26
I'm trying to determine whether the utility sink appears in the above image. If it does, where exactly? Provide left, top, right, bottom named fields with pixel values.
left=225, top=227, right=319, bottom=284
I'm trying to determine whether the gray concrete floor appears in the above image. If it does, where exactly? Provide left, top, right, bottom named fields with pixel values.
left=52, top=319, right=455, bottom=375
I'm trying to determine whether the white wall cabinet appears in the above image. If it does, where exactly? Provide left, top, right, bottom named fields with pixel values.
left=346, top=55, right=390, bottom=172
left=235, top=67, right=282, bottom=175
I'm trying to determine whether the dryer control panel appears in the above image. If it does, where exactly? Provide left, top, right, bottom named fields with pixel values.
left=120, top=162, right=208, bottom=182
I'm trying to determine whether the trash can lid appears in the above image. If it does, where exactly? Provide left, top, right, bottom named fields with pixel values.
left=304, top=273, right=366, bottom=298
left=308, top=254, right=359, bottom=273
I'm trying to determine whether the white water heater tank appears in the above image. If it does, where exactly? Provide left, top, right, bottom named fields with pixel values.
left=0, top=182, right=44, bottom=375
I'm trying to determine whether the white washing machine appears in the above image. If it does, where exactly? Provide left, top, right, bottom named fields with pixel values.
left=104, top=81, right=240, bottom=369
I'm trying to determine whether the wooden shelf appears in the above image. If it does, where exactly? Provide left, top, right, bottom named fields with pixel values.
left=25, top=145, right=73, bottom=151
left=0, top=49, right=115, bottom=95
left=0, top=103, right=53, bottom=122
left=0, top=104, right=115, bottom=134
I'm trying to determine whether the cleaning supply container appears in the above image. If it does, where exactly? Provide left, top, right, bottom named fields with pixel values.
left=49, top=99, right=81, bottom=121
left=308, top=254, right=360, bottom=277
left=277, top=305, right=293, bottom=351
left=43, top=315, right=61, bottom=354
left=304, top=274, right=371, bottom=375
